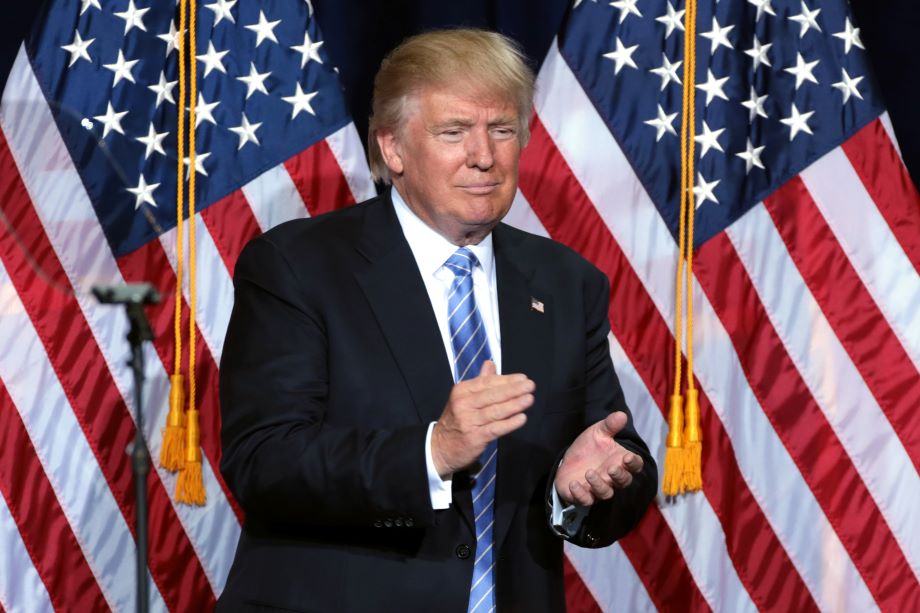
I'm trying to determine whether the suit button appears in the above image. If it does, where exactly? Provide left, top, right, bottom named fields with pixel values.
left=373, top=520, right=382, bottom=528
left=405, top=518, right=414, bottom=527
left=384, top=519, right=393, bottom=528
left=456, top=544, right=471, bottom=559
left=395, top=518, right=404, bottom=527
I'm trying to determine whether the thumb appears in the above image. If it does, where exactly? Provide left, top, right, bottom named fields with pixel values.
left=478, top=359, right=497, bottom=377
left=597, top=411, right=628, bottom=437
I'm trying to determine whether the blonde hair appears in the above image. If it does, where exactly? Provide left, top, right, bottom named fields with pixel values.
left=367, top=28, right=535, bottom=183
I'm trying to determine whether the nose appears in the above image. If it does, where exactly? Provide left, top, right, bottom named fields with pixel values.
left=465, top=127, right=495, bottom=171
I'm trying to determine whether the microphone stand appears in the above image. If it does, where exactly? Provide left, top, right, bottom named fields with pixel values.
left=92, top=283, right=160, bottom=613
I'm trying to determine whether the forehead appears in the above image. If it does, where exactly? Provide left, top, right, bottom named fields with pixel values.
left=408, top=85, right=519, bottom=124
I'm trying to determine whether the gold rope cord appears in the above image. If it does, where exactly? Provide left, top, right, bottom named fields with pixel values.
left=663, top=0, right=702, bottom=496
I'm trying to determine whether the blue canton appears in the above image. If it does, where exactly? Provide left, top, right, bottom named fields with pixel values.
left=561, top=0, right=883, bottom=247
left=29, top=0, right=350, bottom=256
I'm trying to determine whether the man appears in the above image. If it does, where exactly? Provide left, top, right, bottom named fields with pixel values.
left=218, top=29, right=657, bottom=612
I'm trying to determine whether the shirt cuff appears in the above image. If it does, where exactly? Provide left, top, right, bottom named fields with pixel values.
left=551, top=482, right=590, bottom=538
left=425, top=422, right=452, bottom=509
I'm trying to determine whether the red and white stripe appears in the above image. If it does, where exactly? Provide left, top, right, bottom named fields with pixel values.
left=0, top=483, right=53, bottom=613
left=526, top=39, right=920, bottom=612
left=0, top=43, right=372, bottom=612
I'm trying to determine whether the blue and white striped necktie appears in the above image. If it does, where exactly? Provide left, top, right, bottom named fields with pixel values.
left=444, top=247, right=497, bottom=613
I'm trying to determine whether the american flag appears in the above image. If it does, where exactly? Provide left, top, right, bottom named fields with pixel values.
left=0, top=0, right=372, bottom=610
left=508, top=0, right=920, bottom=610
left=2, top=0, right=919, bottom=612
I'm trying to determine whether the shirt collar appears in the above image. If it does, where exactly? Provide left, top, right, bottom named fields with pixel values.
left=390, top=186, right=494, bottom=280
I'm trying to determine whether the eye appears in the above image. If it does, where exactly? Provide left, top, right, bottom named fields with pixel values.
left=439, top=129, right=464, bottom=143
left=491, top=126, right=517, bottom=140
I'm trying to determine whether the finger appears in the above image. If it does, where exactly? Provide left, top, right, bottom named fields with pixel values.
left=480, top=392, right=534, bottom=423
left=463, top=368, right=531, bottom=391
left=568, top=481, right=595, bottom=507
left=596, top=411, right=628, bottom=437
left=467, top=360, right=507, bottom=388
left=623, top=452, right=644, bottom=474
left=606, top=464, right=634, bottom=489
left=585, top=469, right=614, bottom=500
left=483, top=412, right=527, bottom=440
left=462, top=375, right=535, bottom=408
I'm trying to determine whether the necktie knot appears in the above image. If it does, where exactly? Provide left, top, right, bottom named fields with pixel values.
left=445, top=247, right=478, bottom=278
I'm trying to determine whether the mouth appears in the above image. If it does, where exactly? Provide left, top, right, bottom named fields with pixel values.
left=459, top=183, right=500, bottom=195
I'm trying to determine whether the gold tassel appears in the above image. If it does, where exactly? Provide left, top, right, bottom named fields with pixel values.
left=159, top=375, right=187, bottom=471
left=662, top=394, right=686, bottom=496
left=681, top=388, right=702, bottom=492
left=175, top=409, right=206, bottom=505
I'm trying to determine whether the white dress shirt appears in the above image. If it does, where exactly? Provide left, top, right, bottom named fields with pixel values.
left=391, top=188, right=582, bottom=532
left=391, top=188, right=501, bottom=509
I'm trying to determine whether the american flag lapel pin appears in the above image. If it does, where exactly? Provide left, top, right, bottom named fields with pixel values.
left=530, top=296, right=545, bottom=313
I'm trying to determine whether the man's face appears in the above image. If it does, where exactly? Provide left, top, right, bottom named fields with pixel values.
left=378, top=86, right=522, bottom=245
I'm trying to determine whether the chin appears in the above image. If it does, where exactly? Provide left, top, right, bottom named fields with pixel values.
left=463, top=194, right=512, bottom=216
left=458, top=211, right=505, bottom=238
left=459, top=211, right=504, bottom=231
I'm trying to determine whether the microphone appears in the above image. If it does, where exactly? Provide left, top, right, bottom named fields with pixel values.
left=91, top=283, right=160, bottom=305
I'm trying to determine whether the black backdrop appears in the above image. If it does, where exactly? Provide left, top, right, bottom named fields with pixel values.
left=2, top=1, right=918, bottom=190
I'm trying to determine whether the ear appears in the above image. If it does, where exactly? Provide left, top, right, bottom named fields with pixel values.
left=375, top=129, right=404, bottom=175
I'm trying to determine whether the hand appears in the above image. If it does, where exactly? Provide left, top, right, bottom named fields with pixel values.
left=554, top=412, right=644, bottom=507
left=431, top=361, right=534, bottom=478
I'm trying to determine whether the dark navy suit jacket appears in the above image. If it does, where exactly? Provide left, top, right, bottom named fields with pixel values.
left=216, top=192, right=656, bottom=612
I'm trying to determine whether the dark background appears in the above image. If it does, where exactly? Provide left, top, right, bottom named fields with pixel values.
left=3, top=0, right=917, bottom=190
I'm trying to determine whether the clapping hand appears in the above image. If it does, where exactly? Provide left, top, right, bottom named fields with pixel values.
left=554, top=412, right=644, bottom=506
left=431, top=361, right=534, bottom=478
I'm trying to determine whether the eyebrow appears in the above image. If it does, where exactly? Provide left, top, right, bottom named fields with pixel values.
left=430, top=119, right=474, bottom=130
left=430, top=116, right=518, bottom=130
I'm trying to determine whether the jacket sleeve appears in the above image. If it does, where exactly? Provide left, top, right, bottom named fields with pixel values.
left=218, top=235, right=436, bottom=529
left=546, top=266, right=658, bottom=548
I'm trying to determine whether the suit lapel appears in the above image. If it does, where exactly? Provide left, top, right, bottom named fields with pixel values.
left=492, top=224, right=554, bottom=553
left=353, top=194, right=454, bottom=425
left=354, top=195, right=477, bottom=532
